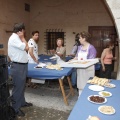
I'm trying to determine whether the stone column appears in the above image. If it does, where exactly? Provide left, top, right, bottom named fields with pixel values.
left=104, top=0, right=120, bottom=80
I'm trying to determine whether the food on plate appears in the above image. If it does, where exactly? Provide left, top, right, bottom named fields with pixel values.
left=46, top=64, right=62, bottom=70
left=87, top=76, right=109, bottom=86
left=98, top=106, right=115, bottom=114
left=104, top=83, right=116, bottom=88
left=89, top=116, right=100, bottom=120
left=99, top=91, right=111, bottom=97
left=81, top=61, right=89, bottom=64
left=68, top=61, right=89, bottom=64
left=89, top=95, right=105, bottom=103
left=74, top=61, right=89, bottom=64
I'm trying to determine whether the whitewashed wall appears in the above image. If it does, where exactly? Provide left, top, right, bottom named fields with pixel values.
left=30, top=0, right=114, bottom=55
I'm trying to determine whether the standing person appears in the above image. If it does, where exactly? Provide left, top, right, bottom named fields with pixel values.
left=73, top=31, right=97, bottom=94
left=68, top=36, right=80, bottom=59
left=75, top=32, right=97, bottom=61
left=28, top=31, right=39, bottom=88
left=28, top=31, right=39, bottom=64
left=8, top=23, right=32, bottom=117
left=50, top=38, right=66, bottom=61
left=100, top=41, right=116, bottom=79
left=67, top=37, right=80, bottom=88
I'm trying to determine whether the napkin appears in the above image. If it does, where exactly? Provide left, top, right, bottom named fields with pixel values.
left=37, top=62, right=46, bottom=68
left=55, top=54, right=65, bottom=64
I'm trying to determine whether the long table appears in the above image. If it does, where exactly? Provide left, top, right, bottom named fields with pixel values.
left=68, top=80, right=120, bottom=120
left=27, top=55, right=74, bottom=105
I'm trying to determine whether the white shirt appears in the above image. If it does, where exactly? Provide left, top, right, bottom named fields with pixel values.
left=8, top=33, right=28, bottom=63
left=28, top=39, right=38, bottom=63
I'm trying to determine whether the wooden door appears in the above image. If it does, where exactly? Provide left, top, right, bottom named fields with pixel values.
left=88, top=26, right=117, bottom=58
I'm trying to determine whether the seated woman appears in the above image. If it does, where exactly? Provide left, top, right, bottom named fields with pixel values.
left=100, top=41, right=116, bottom=79
left=50, top=38, right=66, bottom=61
left=72, top=31, right=97, bottom=94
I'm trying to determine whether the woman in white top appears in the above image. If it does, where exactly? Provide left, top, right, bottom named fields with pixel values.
left=28, top=31, right=39, bottom=88
left=28, top=31, right=39, bottom=64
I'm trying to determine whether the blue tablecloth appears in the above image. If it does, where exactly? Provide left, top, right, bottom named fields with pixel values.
left=33, top=55, right=72, bottom=79
left=38, top=54, right=56, bottom=64
left=8, top=55, right=73, bottom=80
left=68, top=80, right=120, bottom=120
left=27, top=64, right=73, bottom=79
left=95, top=63, right=101, bottom=71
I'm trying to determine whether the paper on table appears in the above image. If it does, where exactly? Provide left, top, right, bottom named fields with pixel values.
left=54, top=54, right=65, bottom=64
left=37, top=63, right=46, bottom=68
left=49, top=56, right=57, bottom=59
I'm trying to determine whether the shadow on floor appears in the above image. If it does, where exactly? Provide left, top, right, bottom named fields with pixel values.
left=18, top=106, right=70, bottom=120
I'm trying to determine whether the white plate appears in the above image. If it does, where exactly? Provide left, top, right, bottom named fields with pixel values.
left=34, top=66, right=42, bottom=69
left=88, top=95, right=107, bottom=104
left=88, top=85, right=104, bottom=91
left=98, top=106, right=115, bottom=115
left=104, top=83, right=116, bottom=88
left=99, top=91, right=112, bottom=97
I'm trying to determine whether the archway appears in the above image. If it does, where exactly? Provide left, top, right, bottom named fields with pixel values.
left=104, top=0, right=120, bottom=79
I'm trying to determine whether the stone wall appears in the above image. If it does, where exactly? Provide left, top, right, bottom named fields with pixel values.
left=0, top=0, right=30, bottom=55
left=0, top=0, right=115, bottom=55
left=30, top=0, right=114, bottom=55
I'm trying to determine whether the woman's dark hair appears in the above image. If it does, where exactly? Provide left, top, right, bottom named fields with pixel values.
left=32, top=31, right=39, bottom=36
left=57, top=38, right=64, bottom=43
left=79, top=31, right=91, bottom=41
left=75, top=33, right=80, bottom=46
left=106, top=41, right=114, bottom=48
left=13, top=23, right=25, bottom=33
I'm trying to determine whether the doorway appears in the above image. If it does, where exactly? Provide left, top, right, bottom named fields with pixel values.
left=88, top=26, right=117, bottom=58
left=88, top=26, right=118, bottom=78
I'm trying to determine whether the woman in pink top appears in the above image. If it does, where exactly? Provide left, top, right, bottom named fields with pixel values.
left=100, top=41, right=116, bottom=79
